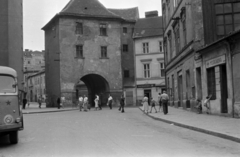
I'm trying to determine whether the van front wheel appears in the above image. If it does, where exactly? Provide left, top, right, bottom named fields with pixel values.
left=9, top=131, right=18, bottom=144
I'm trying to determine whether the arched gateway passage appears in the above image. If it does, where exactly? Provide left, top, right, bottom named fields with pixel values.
left=76, top=74, right=110, bottom=107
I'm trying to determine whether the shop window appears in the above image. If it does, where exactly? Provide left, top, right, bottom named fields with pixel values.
left=207, top=67, right=216, bottom=100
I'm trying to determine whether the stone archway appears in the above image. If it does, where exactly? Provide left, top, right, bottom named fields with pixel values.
left=76, top=74, right=110, bottom=107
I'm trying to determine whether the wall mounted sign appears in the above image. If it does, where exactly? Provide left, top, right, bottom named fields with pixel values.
left=137, top=84, right=155, bottom=88
left=206, top=55, right=226, bottom=68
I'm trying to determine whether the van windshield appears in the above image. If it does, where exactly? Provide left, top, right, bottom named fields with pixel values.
left=0, top=75, right=16, bottom=93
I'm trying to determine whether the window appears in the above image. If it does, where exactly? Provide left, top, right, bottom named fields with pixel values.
left=124, top=70, right=130, bottom=78
left=122, top=44, right=128, bottom=52
left=215, top=2, right=240, bottom=38
left=160, top=62, right=165, bottom=77
left=76, top=22, right=83, bottom=35
left=174, top=23, right=180, bottom=54
left=167, top=31, right=172, bottom=60
left=186, top=70, right=190, bottom=99
left=143, top=42, right=149, bottom=53
left=143, top=63, right=150, bottom=78
left=207, top=67, right=216, bottom=100
left=123, top=27, right=127, bottom=34
left=159, top=41, right=163, bottom=52
left=101, top=46, right=107, bottom=58
left=76, top=45, right=83, bottom=58
left=0, top=75, right=16, bottom=93
left=181, top=7, right=187, bottom=46
left=100, top=24, right=107, bottom=36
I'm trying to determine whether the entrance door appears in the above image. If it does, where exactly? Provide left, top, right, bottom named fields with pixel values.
left=178, top=75, right=183, bottom=107
left=220, top=65, right=228, bottom=113
left=144, top=89, right=151, bottom=105
left=196, top=67, right=202, bottom=100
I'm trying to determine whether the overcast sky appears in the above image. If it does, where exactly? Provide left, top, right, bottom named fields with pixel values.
left=23, top=0, right=162, bottom=51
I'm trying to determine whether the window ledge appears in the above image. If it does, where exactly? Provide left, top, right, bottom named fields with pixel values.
left=100, top=57, right=109, bottom=59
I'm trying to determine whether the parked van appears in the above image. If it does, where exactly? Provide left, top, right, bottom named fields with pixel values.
left=0, top=66, right=23, bottom=144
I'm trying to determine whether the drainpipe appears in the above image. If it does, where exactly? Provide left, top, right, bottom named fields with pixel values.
left=224, top=41, right=235, bottom=118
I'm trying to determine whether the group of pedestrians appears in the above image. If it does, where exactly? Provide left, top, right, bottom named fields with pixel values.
left=77, top=94, right=125, bottom=113
left=142, top=90, right=169, bottom=115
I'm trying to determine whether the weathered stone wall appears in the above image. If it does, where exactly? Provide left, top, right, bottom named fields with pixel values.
left=59, top=17, right=123, bottom=103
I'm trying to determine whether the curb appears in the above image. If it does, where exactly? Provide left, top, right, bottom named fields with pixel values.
left=23, top=108, right=78, bottom=114
left=139, top=107, right=240, bottom=143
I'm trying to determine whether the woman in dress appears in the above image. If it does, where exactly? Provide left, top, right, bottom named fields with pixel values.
left=94, top=94, right=99, bottom=110
left=142, top=95, right=149, bottom=114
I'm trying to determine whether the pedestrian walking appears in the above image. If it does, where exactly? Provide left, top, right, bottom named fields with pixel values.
left=204, top=95, right=212, bottom=114
left=22, top=97, right=27, bottom=109
left=160, top=91, right=169, bottom=115
left=119, top=94, right=125, bottom=113
left=94, top=94, right=99, bottom=110
left=83, top=95, right=89, bottom=112
left=78, top=95, right=83, bottom=111
left=142, top=95, right=149, bottom=114
left=107, top=94, right=113, bottom=109
left=57, top=97, right=61, bottom=109
left=38, top=96, right=42, bottom=108
left=149, top=97, right=157, bottom=113
left=158, top=92, right=162, bottom=112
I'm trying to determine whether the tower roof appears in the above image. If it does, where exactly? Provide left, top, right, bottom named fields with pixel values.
left=42, top=0, right=139, bottom=30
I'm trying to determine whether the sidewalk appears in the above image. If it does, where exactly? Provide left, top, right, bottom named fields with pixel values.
left=139, top=106, right=240, bottom=143
left=22, top=102, right=78, bottom=114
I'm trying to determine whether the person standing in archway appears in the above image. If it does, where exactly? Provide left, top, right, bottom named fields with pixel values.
left=78, top=95, right=83, bottom=111
left=107, top=94, right=113, bottom=109
left=83, top=95, right=89, bottom=112
left=94, top=94, right=99, bottom=110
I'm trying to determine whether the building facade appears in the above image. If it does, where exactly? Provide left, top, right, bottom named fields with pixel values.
left=133, top=11, right=165, bottom=105
left=27, top=70, right=46, bottom=102
left=196, top=0, right=240, bottom=117
left=162, top=0, right=240, bottom=117
left=42, top=0, right=138, bottom=107
left=23, top=49, right=45, bottom=95
left=162, top=0, right=204, bottom=110
left=0, top=0, right=23, bottom=96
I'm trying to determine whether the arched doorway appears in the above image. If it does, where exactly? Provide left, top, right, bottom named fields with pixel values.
left=76, top=74, right=110, bottom=107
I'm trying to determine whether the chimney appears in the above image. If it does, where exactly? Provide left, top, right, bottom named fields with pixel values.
left=145, top=11, right=158, bottom=18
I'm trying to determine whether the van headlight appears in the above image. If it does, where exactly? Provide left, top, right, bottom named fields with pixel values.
left=15, top=117, right=21, bottom=123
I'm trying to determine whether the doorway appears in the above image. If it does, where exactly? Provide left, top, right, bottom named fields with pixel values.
left=144, top=89, right=151, bottom=105
left=196, top=67, right=202, bottom=100
left=220, top=64, right=228, bottom=113
left=178, top=73, right=183, bottom=107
